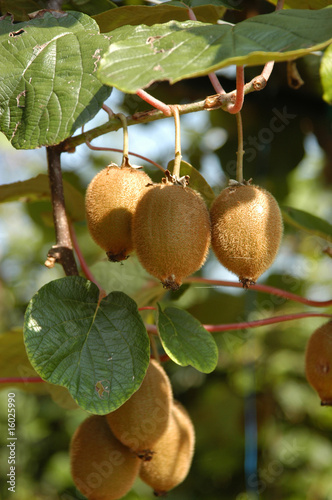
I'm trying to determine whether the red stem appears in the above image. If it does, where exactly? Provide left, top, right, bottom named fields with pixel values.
left=208, top=73, right=226, bottom=95
left=227, top=66, right=245, bottom=114
left=136, top=89, right=172, bottom=116
left=187, top=6, right=226, bottom=95
left=185, top=277, right=332, bottom=308
left=0, top=377, right=44, bottom=383
left=102, top=103, right=115, bottom=119
left=144, top=312, right=332, bottom=337
left=85, top=141, right=165, bottom=173
left=204, top=312, right=332, bottom=332
left=69, top=222, right=104, bottom=292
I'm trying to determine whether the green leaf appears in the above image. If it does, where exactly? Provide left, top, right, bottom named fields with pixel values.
left=23, top=276, right=150, bottom=414
left=98, top=9, right=332, bottom=93
left=321, top=44, right=332, bottom=104
left=93, top=4, right=227, bottom=33
left=63, top=0, right=117, bottom=16
left=168, top=159, right=215, bottom=208
left=0, top=174, right=85, bottom=222
left=0, top=11, right=111, bottom=149
left=157, top=304, right=218, bottom=373
left=281, top=206, right=332, bottom=243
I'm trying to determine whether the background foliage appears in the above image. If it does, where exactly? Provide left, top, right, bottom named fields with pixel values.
left=0, top=0, right=332, bottom=499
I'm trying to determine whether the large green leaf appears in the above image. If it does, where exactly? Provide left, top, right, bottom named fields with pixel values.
left=93, top=4, right=227, bottom=32
left=321, top=43, right=332, bottom=104
left=157, top=304, right=218, bottom=373
left=281, top=206, right=332, bottom=243
left=98, top=9, right=332, bottom=93
left=23, top=276, right=150, bottom=414
left=0, top=11, right=111, bottom=149
left=0, top=174, right=85, bottom=222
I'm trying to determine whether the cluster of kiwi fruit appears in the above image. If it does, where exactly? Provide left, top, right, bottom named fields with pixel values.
left=85, top=164, right=283, bottom=288
left=70, top=359, right=195, bottom=499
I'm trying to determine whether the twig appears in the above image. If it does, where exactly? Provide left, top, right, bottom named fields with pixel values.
left=45, top=146, right=78, bottom=276
left=116, top=113, right=130, bottom=167
left=287, top=61, right=304, bottom=89
left=235, top=112, right=244, bottom=183
left=170, top=105, right=182, bottom=179
left=61, top=81, right=270, bottom=153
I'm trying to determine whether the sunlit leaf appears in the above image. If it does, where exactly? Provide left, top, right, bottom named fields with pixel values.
left=24, top=276, right=150, bottom=414
left=98, top=9, right=332, bottom=93
left=0, top=11, right=111, bottom=149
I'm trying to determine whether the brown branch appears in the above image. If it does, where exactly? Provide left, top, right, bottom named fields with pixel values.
left=61, top=80, right=270, bottom=153
left=45, top=146, right=79, bottom=276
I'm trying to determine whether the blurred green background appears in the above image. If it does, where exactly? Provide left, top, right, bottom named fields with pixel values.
left=1, top=1, right=332, bottom=498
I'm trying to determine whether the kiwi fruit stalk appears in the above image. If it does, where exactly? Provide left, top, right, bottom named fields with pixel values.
left=85, top=165, right=152, bottom=262
left=305, top=321, right=332, bottom=405
left=139, top=400, right=195, bottom=496
left=70, top=414, right=141, bottom=500
left=132, top=183, right=211, bottom=290
left=106, top=359, right=173, bottom=461
left=210, top=183, right=283, bottom=287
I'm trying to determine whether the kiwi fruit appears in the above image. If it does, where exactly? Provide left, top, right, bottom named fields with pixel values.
left=132, top=183, right=211, bottom=290
left=106, top=359, right=173, bottom=460
left=305, top=321, right=332, bottom=405
left=70, top=414, right=141, bottom=500
left=85, top=165, right=152, bottom=262
left=139, top=400, right=195, bottom=496
left=210, top=182, right=283, bottom=287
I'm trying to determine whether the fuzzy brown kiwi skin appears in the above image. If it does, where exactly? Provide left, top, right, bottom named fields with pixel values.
left=132, top=183, right=211, bottom=290
left=85, top=165, right=152, bottom=262
left=305, top=321, right=332, bottom=406
left=139, top=400, right=195, bottom=496
left=105, top=359, right=173, bottom=461
left=70, top=414, right=141, bottom=500
left=210, top=183, right=283, bottom=287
